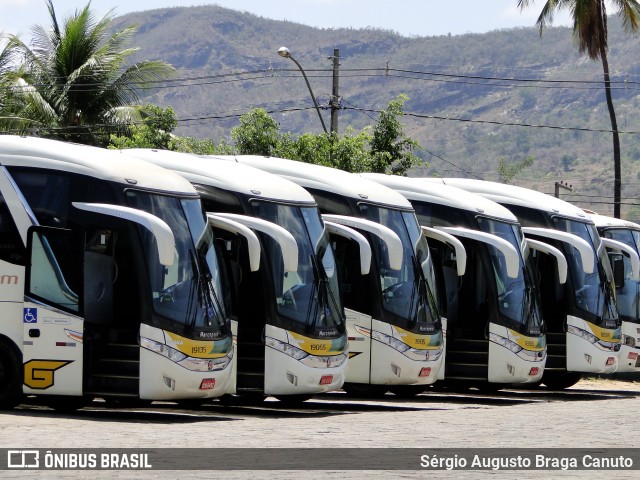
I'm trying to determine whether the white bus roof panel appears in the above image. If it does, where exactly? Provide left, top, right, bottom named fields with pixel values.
left=125, top=150, right=315, bottom=204
left=212, top=155, right=414, bottom=210
left=361, top=173, right=518, bottom=223
left=588, top=212, right=640, bottom=231
left=428, top=178, right=590, bottom=223
left=0, top=136, right=196, bottom=195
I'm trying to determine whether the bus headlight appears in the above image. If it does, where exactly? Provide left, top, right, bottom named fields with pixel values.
left=371, top=330, right=443, bottom=362
left=140, top=337, right=232, bottom=372
left=265, top=336, right=348, bottom=368
left=372, top=330, right=410, bottom=353
left=489, top=332, right=545, bottom=362
left=567, top=325, right=620, bottom=352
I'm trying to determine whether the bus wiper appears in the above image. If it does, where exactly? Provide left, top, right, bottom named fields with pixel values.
left=521, top=284, right=543, bottom=335
left=410, top=253, right=438, bottom=327
left=306, top=254, right=320, bottom=333
left=192, top=248, right=229, bottom=329
left=314, top=247, right=343, bottom=328
left=184, top=250, right=200, bottom=328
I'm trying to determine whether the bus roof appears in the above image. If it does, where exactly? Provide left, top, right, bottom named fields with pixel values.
left=124, top=150, right=315, bottom=204
left=429, top=178, right=591, bottom=223
left=212, top=155, right=414, bottom=210
left=361, top=173, right=518, bottom=223
left=587, top=211, right=640, bottom=231
left=0, top=136, right=196, bottom=195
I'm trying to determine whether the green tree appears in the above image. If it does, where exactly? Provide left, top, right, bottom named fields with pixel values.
left=369, top=94, right=422, bottom=175
left=9, top=0, right=174, bottom=145
left=0, top=34, right=26, bottom=131
left=330, top=128, right=373, bottom=173
left=277, top=132, right=332, bottom=166
left=518, top=0, right=640, bottom=218
left=109, top=104, right=176, bottom=150
left=231, top=108, right=281, bottom=156
left=172, top=136, right=235, bottom=155
left=497, top=155, right=535, bottom=183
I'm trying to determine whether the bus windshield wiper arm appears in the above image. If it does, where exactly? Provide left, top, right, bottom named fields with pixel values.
left=314, top=248, right=343, bottom=327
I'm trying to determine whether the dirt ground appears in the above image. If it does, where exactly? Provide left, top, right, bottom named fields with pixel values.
left=1, top=378, right=639, bottom=479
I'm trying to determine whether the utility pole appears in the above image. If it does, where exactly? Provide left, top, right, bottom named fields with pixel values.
left=554, top=180, right=573, bottom=198
left=329, top=48, right=340, bottom=135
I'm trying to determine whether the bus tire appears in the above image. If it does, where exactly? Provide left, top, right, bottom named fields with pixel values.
left=274, top=394, right=312, bottom=405
left=390, top=385, right=428, bottom=398
left=45, top=395, right=92, bottom=412
left=0, top=341, right=23, bottom=409
left=541, top=371, right=582, bottom=390
left=475, top=382, right=505, bottom=393
left=342, top=383, right=388, bottom=398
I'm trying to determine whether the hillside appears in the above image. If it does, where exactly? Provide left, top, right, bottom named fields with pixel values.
left=110, top=5, right=640, bottom=218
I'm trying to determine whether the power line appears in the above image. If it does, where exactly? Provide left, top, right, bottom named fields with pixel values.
left=342, top=106, right=640, bottom=135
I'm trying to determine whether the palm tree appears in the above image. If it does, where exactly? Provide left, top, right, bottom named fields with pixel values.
left=518, top=0, right=640, bottom=219
left=9, top=0, right=174, bottom=145
left=0, top=33, right=21, bottom=130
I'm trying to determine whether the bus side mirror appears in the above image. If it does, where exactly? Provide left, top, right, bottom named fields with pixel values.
left=609, top=252, right=625, bottom=288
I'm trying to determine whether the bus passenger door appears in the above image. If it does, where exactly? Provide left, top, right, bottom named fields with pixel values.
left=330, top=233, right=373, bottom=384
left=23, top=227, right=84, bottom=396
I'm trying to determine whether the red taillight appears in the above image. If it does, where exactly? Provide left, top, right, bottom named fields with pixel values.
left=419, top=367, right=431, bottom=377
left=628, top=352, right=638, bottom=360
left=606, top=357, right=616, bottom=366
left=529, top=367, right=539, bottom=376
left=199, top=378, right=216, bottom=390
left=319, top=375, right=333, bottom=385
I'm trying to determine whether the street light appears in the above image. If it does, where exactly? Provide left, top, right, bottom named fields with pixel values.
left=277, top=46, right=328, bottom=134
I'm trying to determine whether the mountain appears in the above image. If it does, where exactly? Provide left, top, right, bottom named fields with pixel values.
left=111, top=5, right=640, bottom=218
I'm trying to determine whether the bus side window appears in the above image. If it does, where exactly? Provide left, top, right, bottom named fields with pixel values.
left=0, top=191, right=26, bottom=265
left=26, top=228, right=80, bottom=314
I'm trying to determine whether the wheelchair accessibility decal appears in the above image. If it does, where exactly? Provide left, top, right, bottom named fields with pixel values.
left=23, top=308, right=37, bottom=323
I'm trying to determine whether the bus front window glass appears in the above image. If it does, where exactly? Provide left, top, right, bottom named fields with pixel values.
left=250, top=201, right=344, bottom=331
left=359, top=204, right=439, bottom=328
left=601, top=228, right=640, bottom=323
left=553, top=218, right=618, bottom=323
left=126, top=192, right=226, bottom=330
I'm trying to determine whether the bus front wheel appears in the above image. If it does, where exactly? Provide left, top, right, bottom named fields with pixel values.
left=541, top=372, right=582, bottom=390
left=0, top=342, right=22, bottom=409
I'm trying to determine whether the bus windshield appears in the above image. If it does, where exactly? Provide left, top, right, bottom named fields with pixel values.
left=249, top=201, right=344, bottom=334
left=359, top=204, right=440, bottom=330
left=553, top=217, right=618, bottom=325
left=126, top=192, right=230, bottom=332
left=476, top=217, right=543, bottom=330
left=599, top=228, right=640, bottom=323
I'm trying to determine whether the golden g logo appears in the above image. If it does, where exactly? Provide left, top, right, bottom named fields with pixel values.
left=23, top=360, right=72, bottom=389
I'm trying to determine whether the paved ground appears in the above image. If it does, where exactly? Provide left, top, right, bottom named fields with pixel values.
left=1, top=378, right=639, bottom=479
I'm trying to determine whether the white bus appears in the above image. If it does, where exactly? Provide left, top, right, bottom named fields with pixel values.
left=122, top=150, right=355, bottom=401
left=0, top=136, right=237, bottom=409
left=433, top=178, right=621, bottom=388
left=215, top=156, right=445, bottom=397
left=587, top=212, right=640, bottom=372
left=362, top=174, right=549, bottom=387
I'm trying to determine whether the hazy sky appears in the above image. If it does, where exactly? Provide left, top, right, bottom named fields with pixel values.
left=0, top=0, right=574, bottom=38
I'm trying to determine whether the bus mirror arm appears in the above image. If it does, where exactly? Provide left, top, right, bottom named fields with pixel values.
left=72, top=202, right=175, bottom=266
left=322, top=214, right=403, bottom=271
left=421, top=226, right=467, bottom=276
left=213, top=213, right=299, bottom=272
left=526, top=239, right=568, bottom=284
left=207, top=214, right=262, bottom=272
left=599, top=237, right=640, bottom=280
left=324, top=221, right=372, bottom=275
